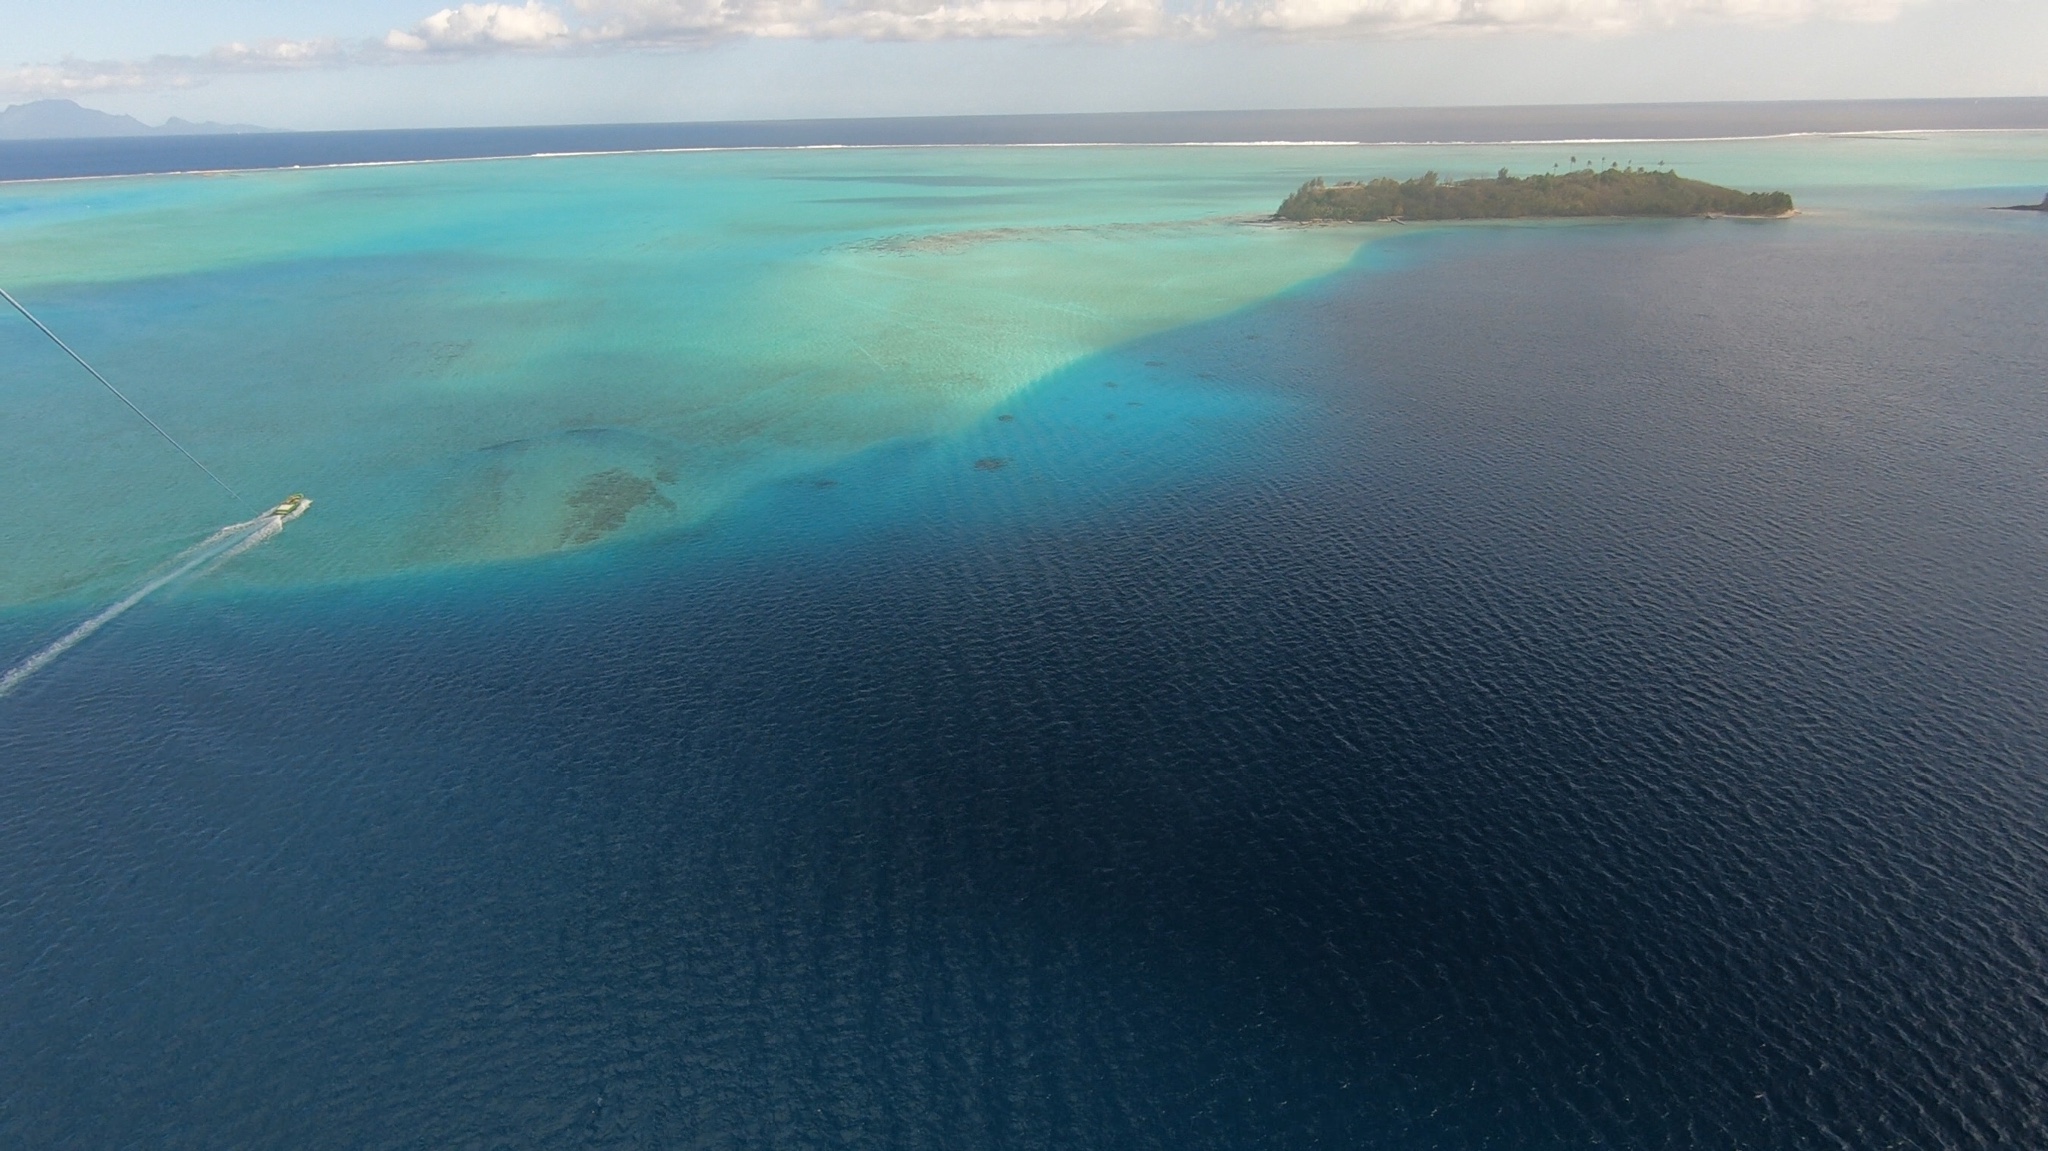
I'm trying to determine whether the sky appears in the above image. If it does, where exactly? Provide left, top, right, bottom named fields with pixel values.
left=1, top=0, right=2044, bottom=130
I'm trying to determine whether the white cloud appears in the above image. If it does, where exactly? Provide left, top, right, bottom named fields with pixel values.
left=0, top=0, right=1935, bottom=102
left=385, top=2, right=574, bottom=52
left=560, top=0, right=1926, bottom=41
left=573, top=0, right=1167, bottom=40
left=0, top=40, right=340, bottom=99
left=1221, top=0, right=1914, bottom=33
left=210, top=38, right=345, bottom=65
left=1, top=62, right=175, bottom=97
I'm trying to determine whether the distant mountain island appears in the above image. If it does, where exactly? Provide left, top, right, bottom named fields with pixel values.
left=1994, top=192, right=2048, bottom=212
left=1277, top=168, right=1794, bottom=222
left=0, top=99, right=268, bottom=141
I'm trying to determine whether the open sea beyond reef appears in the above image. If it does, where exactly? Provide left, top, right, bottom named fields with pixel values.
left=3, top=124, right=2047, bottom=1146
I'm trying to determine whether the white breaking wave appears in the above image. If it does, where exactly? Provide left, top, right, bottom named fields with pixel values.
left=7, top=126, right=2042, bottom=189
left=0, top=513, right=285, bottom=698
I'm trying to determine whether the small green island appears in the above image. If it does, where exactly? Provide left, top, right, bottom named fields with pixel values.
left=1277, top=168, right=1795, bottom=222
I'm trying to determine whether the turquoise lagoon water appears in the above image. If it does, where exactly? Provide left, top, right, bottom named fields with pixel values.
left=0, top=146, right=1358, bottom=606
left=2, top=133, right=2043, bottom=610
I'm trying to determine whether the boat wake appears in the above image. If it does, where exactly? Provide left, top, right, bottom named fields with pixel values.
left=0, top=499, right=307, bottom=699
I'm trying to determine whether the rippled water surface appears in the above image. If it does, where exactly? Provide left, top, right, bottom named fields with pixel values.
left=3, top=136, right=2047, bottom=1147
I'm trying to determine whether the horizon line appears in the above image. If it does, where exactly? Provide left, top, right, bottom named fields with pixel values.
left=8, top=92, right=2048, bottom=139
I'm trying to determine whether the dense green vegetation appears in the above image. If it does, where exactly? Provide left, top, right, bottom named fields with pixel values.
left=1277, top=168, right=1794, bottom=222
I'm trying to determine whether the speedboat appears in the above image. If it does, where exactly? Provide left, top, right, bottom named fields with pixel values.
left=267, top=493, right=312, bottom=522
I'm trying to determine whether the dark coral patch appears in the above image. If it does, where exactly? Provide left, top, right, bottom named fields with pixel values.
left=973, top=457, right=1010, bottom=471
left=560, top=469, right=673, bottom=546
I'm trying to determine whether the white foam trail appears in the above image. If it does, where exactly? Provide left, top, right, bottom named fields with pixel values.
left=0, top=513, right=282, bottom=698
left=193, top=515, right=284, bottom=579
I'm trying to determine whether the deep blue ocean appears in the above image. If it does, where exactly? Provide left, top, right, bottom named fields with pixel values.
left=6, top=179, right=2048, bottom=1145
